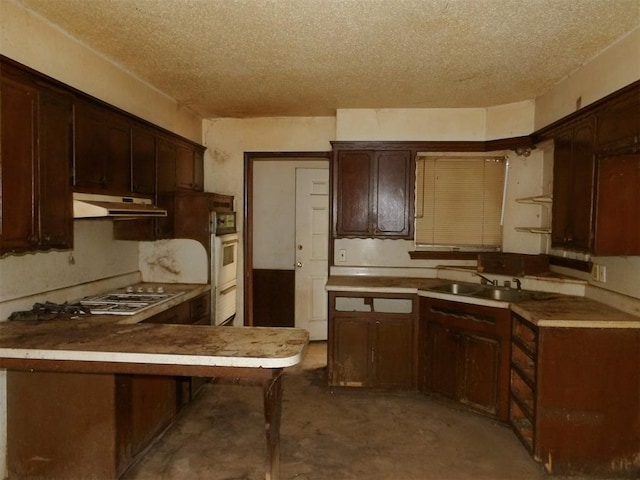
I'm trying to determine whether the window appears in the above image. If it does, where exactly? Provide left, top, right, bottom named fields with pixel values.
left=415, top=155, right=506, bottom=250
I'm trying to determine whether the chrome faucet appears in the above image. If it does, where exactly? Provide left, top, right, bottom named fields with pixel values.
left=513, top=278, right=522, bottom=291
left=473, top=272, right=498, bottom=286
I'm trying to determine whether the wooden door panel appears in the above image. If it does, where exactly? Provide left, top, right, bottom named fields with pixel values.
left=375, top=319, right=413, bottom=388
left=38, top=90, right=73, bottom=249
left=331, top=317, right=371, bottom=386
left=594, top=154, right=640, bottom=255
left=460, top=333, right=500, bottom=414
left=375, top=151, right=412, bottom=236
left=335, top=151, right=372, bottom=235
left=0, top=78, right=37, bottom=251
left=426, top=323, right=459, bottom=398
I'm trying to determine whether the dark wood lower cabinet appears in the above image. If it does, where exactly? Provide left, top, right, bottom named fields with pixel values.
left=6, top=292, right=212, bottom=479
left=328, top=292, right=417, bottom=388
left=420, top=297, right=511, bottom=421
left=7, top=372, right=131, bottom=480
left=510, top=312, right=640, bottom=477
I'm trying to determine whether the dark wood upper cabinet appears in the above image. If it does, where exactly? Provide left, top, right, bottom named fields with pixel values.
left=551, top=117, right=596, bottom=252
left=1, top=64, right=73, bottom=255
left=333, top=149, right=413, bottom=238
left=74, top=100, right=131, bottom=195
left=595, top=87, right=640, bottom=155
left=38, top=90, right=74, bottom=249
left=593, top=154, right=640, bottom=256
left=131, top=126, right=156, bottom=196
left=176, top=142, right=204, bottom=191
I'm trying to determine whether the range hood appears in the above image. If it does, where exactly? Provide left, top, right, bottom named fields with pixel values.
left=73, top=193, right=167, bottom=218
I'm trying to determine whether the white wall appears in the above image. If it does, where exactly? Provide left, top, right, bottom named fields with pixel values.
left=253, top=161, right=329, bottom=270
left=202, top=117, right=336, bottom=324
left=534, top=26, right=640, bottom=129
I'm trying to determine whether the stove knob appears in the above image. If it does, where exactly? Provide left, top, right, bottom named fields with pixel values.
left=147, top=287, right=154, bottom=293
left=157, top=286, right=165, bottom=293
left=126, top=286, right=134, bottom=293
left=137, top=287, right=144, bottom=293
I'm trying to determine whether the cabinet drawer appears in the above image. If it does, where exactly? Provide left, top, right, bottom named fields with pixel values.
left=423, top=298, right=509, bottom=335
left=143, top=302, right=190, bottom=325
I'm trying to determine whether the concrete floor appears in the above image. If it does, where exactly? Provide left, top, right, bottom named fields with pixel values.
left=124, top=341, right=550, bottom=480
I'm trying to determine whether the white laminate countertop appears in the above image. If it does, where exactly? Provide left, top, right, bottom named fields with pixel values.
left=326, top=276, right=640, bottom=329
left=0, top=282, right=309, bottom=369
left=0, top=320, right=309, bottom=369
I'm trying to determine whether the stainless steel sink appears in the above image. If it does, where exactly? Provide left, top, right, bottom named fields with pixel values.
left=471, top=287, right=534, bottom=302
left=429, top=283, right=484, bottom=295
left=428, top=282, right=536, bottom=302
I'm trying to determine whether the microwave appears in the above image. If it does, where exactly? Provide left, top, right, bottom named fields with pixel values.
left=213, top=211, right=236, bottom=235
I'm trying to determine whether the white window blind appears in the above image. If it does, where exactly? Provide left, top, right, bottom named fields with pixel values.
left=415, top=156, right=506, bottom=249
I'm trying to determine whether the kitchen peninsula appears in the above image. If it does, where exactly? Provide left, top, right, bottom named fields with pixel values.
left=0, top=297, right=309, bottom=480
left=326, top=274, right=640, bottom=477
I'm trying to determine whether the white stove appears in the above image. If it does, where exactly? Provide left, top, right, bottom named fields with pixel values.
left=80, top=286, right=185, bottom=315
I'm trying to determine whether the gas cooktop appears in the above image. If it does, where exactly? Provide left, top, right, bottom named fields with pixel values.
left=80, top=286, right=185, bottom=316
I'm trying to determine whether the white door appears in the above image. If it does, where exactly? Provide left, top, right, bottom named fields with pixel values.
left=295, top=168, right=329, bottom=340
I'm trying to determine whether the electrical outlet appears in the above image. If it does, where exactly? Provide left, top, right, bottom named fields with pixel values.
left=592, top=264, right=608, bottom=283
left=599, top=265, right=607, bottom=283
left=592, top=264, right=599, bottom=281
left=338, top=249, right=347, bottom=262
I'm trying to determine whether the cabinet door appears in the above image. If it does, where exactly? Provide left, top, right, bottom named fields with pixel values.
left=130, top=376, right=176, bottom=455
left=425, top=322, right=459, bottom=398
left=459, top=333, right=500, bottom=415
left=375, top=318, right=414, bottom=388
left=594, top=154, right=640, bottom=255
left=374, top=150, right=413, bottom=237
left=175, top=143, right=204, bottom=191
left=334, top=151, right=372, bottom=236
left=38, top=90, right=73, bottom=249
left=75, top=102, right=131, bottom=194
left=174, top=192, right=211, bottom=249
left=596, top=88, right=640, bottom=155
left=131, top=126, right=156, bottom=196
left=0, top=75, right=38, bottom=252
left=551, top=119, right=595, bottom=251
left=330, top=316, right=372, bottom=386
left=569, top=120, right=596, bottom=251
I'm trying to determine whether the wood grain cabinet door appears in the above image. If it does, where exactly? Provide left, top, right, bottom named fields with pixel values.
left=38, top=89, right=73, bottom=250
left=1, top=74, right=38, bottom=252
left=374, top=150, right=413, bottom=237
left=551, top=118, right=596, bottom=252
left=334, top=150, right=373, bottom=236
left=333, top=149, right=413, bottom=238
left=594, top=154, right=640, bottom=255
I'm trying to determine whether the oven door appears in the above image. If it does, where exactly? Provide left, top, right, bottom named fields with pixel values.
left=215, top=233, right=239, bottom=287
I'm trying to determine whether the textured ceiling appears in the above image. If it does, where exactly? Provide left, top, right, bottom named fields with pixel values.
left=17, top=0, right=640, bottom=118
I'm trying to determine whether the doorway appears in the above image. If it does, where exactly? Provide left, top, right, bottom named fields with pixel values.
left=244, top=153, right=330, bottom=335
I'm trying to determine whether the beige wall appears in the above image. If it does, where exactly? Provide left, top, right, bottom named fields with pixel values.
left=202, top=117, right=336, bottom=325
left=534, top=26, right=640, bottom=129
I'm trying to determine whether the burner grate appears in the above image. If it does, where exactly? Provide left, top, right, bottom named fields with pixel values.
left=9, top=302, right=90, bottom=321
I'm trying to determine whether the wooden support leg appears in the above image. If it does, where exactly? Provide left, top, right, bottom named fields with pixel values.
left=263, top=368, right=283, bottom=480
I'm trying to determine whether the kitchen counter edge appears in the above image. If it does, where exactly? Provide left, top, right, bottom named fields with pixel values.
left=326, top=276, right=640, bottom=329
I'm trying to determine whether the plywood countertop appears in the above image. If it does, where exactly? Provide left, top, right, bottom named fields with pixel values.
left=326, top=276, right=640, bottom=329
